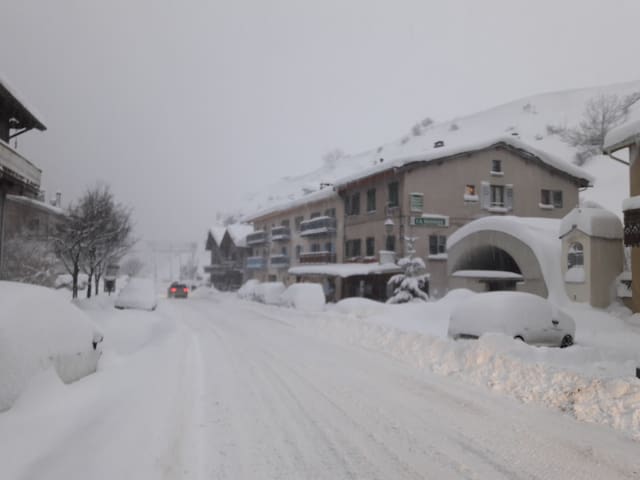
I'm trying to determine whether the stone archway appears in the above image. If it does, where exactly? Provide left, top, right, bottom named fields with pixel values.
left=447, top=229, right=548, bottom=297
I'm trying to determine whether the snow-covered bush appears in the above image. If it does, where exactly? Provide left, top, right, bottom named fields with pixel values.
left=387, top=237, right=429, bottom=304
left=253, top=282, right=286, bottom=305
left=0, top=281, right=103, bottom=411
left=237, top=279, right=260, bottom=300
left=280, top=283, right=325, bottom=312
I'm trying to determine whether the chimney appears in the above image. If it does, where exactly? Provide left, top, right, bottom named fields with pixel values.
left=55, top=191, right=62, bottom=207
left=38, top=190, right=45, bottom=202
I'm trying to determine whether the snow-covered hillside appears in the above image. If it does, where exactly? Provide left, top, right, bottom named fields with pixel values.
left=236, top=80, right=640, bottom=219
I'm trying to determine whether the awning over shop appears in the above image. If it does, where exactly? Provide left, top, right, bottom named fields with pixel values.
left=289, top=262, right=401, bottom=278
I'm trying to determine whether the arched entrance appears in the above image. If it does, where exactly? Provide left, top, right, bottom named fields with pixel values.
left=447, top=229, right=548, bottom=297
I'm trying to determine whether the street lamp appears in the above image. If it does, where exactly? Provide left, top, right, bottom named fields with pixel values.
left=384, top=217, right=395, bottom=234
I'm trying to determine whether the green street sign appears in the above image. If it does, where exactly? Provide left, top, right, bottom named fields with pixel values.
left=412, top=216, right=448, bottom=227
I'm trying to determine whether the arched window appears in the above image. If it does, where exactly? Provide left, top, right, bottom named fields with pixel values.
left=568, top=242, right=584, bottom=269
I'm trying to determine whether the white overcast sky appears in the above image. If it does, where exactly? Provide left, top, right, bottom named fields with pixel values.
left=1, top=0, right=639, bottom=243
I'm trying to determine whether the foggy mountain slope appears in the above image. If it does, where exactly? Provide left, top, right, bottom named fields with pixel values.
left=236, top=79, right=640, bottom=220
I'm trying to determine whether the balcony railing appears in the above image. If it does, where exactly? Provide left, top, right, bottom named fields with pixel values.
left=269, top=254, right=290, bottom=267
left=0, top=140, right=41, bottom=190
left=299, top=216, right=336, bottom=237
left=299, top=251, right=337, bottom=264
left=270, top=226, right=290, bottom=241
left=246, top=256, right=267, bottom=269
left=246, top=230, right=267, bottom=246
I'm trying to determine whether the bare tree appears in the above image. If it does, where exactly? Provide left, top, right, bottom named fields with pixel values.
left=562, top=91, right=640, bottom=164
left=52, top=202, right=90, bottom=299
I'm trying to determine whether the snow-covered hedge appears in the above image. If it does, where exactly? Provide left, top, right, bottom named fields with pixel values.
left=280, top=283, right=325, bottom=312
left=254, top=282, right=286, bottom=305
left=0, top=281, right=103, bottom=411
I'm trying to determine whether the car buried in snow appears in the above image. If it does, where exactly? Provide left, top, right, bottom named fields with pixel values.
left=114, top=277, right=158, bottom=311
left=448, top=291, right=575, bottom=348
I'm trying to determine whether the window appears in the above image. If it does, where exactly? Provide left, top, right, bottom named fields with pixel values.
left=465, top=184, right=476, bottom=196
left=281, top=246, right=287, bottom=256
left=311, top=243, right=321, bottom=252
left=567, top=242, right=584, bottom=269
left=325, top=242, right=333, bottom=253
left=281, top=219, right=290, bottom=227
left=491, top=159, right=502, bottom=173
left=310, top=211, right=321, bottom=219
left=409, top=193, right=424, bottom=212
left=295, top=245, right=302, bottom=259
left=429, top=235, right=447, bottom=255
left=347, top=192, right=360, bottom=215
left=325, top=208, right=336, bottom=218
left=346, top=239, right=362, bottom=258
left=366, top=237, right=375, bottom=256
left=366, top=188, right=376, bottom=212
left=490, top=185, right=505, bottom=207
left=388, top=182, right=399, bottom=207
left=385, top=235, right=396, bottom=252
left=552, top=190, right=563, bottom=208
left=295, top=216, right=304, bottom=231
left=541, top=189, right=563, bottom=208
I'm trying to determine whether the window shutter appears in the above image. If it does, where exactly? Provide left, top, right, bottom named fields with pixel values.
left=505, top=184, right=514, bottom=211
left=480, top=181, right=490, bottom=210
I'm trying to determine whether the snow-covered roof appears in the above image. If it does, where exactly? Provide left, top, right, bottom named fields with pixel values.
left=559, top=207, right=622, bottom=240
left=5, top=194, right=64, bottom=216
left=243, top=188, right=337, bottom=222
left=0, top=73, right=46, bottom=131
left=447, top=216, right=566, bottom=303
left=289, top=262, right=401, bottom=278
left=335, top=136, right=593, bottom=189
left=603, top=101, right=640, bottom=153
left=226, top=224, right=254, bottom=248
left=208, top=226, right=226, bottom=246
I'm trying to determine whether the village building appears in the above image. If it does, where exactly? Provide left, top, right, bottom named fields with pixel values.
left=204, top=224, right=253, bottom=290
left=0, top=75, right=56, bottom=280
left=238, top=136, right=591, bottom=302
left=333, top=136, right=592, bottom=298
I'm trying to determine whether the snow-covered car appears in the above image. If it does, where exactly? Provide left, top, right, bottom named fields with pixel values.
left=115, top=277, right=157, bottom=311
left=448, top=291, right=575, bottom=348
left=0, top=281, right=103, bottom=411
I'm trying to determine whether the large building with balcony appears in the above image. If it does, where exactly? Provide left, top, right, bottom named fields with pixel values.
left=0, top=75, right=49, bottom=278
left=239, top=136, right=592, bottom=302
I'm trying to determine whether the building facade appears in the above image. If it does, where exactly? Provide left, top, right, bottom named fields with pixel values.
left=205, top=224, right=253, bottom=290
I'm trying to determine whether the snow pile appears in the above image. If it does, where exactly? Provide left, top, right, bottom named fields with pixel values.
left=253, top=282, right=286, bottom=305
left=54, top=273, right=89, bottom=290
left=114, top=277, right=157, bottom=311
left=279, top=283, right=325, bottom=312
left=0, top=281, right=102, bottom=411
left=295, top=291, right=640, bottom=440
left=237, top=279, right=260, bottom=300
left=559, top=206, right=623, bottom=239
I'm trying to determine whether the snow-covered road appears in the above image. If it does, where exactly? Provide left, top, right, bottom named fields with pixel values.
left=2, top=294, right=639, bottom=479
left=175, top=296, right=639, bottom=480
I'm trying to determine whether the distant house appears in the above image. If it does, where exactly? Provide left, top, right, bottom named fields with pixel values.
left=204, top=224, right=253, bottom=290
left=0, top=74, right=57, bottom=281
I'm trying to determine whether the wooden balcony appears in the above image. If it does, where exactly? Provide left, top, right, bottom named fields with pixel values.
left=0, top=141, right=41, bottom=192
left=299, top=251, right=337, bottom=264
left=299, top=216, right=336, bottom=237
left=270, top=226, right=290, bottom=241
left=246, top=230, right=267, bottom=246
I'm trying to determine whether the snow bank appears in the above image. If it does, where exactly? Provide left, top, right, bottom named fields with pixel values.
left=279, top=283, right=325, bottom=312
left=0, top=281, right=102, bottom=411
left=254, top=282, right=286, bottom=305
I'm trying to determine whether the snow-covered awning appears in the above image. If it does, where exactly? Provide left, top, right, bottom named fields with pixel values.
left=452, top=270, right=523, bottom=281
left=289, top=262, right=401, bottom=278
